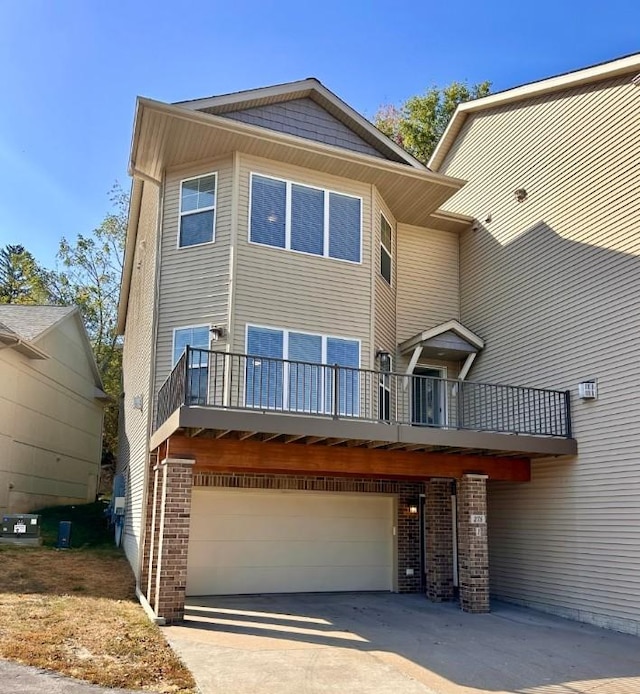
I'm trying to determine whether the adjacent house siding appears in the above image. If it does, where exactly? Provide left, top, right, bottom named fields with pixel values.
left=220, top=98, right=385, bottom=159
left=396, top=223, right=459, bottom=343
left=119, top=180, right=160, bottom=576
left=233, top=154, right=373, bottom=367
left=154, top=156, right=233, bottom=393
left=0, top=317, right=103, bottom=515
left=439, top=73, right=640, bottom=634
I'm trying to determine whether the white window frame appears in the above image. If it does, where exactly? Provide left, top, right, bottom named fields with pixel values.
left=380, top=213, right=393, bottom=285
left=172, top=324, right=211, bottom=404
left=248, top=172, right=363, bottom=264
left=177, top=172, right=218, bottom=249
left=245, top=323, right=361, bottom=412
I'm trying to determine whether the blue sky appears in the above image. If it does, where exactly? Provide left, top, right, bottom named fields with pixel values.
left=0, top=0, right=638, bottom=268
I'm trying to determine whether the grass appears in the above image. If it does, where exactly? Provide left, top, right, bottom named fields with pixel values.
left=0, top=503, right=196, bottom=693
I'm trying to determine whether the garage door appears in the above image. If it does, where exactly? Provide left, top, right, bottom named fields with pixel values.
left=187, top=489, right=394, bottom=596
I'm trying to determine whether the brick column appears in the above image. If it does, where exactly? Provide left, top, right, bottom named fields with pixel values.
left=146, top=465, right=163, bottom=608
left=396, top=482, right=423, bottom=592
left=138, top=457, right=156, bottom=600
left=153, top=458, right=195, bottom=623
left=457, top=474, right=490, bottom=613
left=426, top=478, right=454, bottom=602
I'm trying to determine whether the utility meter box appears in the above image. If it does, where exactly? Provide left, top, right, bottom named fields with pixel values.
left=1, top=514, right=41, bottom=538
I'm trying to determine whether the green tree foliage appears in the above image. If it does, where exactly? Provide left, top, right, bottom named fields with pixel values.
left=55, top=184, right=127, bottom=466
left=0, top=244, right=52, bottom=304
left=374, top=81, right=491, bottom=164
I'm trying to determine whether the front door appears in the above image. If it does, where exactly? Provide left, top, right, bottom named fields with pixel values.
left=411, top=367, right=445, bottom=426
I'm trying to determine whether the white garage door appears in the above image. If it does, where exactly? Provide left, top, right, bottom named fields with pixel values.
left=187, top=489, right=394, bottom=596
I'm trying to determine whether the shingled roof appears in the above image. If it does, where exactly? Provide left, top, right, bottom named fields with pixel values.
left=0, top=305, right=76, bottom=342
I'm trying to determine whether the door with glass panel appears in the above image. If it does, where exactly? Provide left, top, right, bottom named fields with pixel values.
left=411, top=367, right=445, bottom=426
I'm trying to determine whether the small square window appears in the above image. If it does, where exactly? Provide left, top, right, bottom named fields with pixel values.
left=179, top=174, right=216, bottom=247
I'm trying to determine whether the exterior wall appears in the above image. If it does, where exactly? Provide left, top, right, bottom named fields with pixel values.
left=233, top=153, right=373, bottom=367
left=191, top=471, right=425, bottom=593
left=154, top=155, right=234, bottom=393
left=0, top=318, right=103, bottom=514
left=373, top=188, right=397, bottom=359
left=396, top=223, right=459, bottom=344
left=439, top=73, right=640, bottom=634
left=220, top=98, right=385, bottom=159
left=118, top=180, right=160, bottom=576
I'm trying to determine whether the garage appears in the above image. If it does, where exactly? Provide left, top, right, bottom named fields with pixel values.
left=186, top=488, right=395, bottom=596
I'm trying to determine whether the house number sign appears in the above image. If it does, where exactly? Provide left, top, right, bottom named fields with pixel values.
left=470, top=514, right=486, bottom=524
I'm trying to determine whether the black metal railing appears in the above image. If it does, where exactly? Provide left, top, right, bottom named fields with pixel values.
left=154, top=347, right=572, bottom=438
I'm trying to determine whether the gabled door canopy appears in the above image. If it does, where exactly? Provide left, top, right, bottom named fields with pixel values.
left=399, top=320, right=484, bottom=381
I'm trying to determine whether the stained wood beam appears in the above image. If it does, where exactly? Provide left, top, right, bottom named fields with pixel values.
left=167, top=435, right=530, bottom=482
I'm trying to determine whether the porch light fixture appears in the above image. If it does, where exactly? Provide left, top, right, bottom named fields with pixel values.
left=209, top=325, right=225, bottom=342
left=408, top=503, right=419, bottom=515
left=376, top=350, right=393, bottom=372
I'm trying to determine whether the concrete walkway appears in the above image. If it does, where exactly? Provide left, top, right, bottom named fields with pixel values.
left=163, top=593, right=640, bottom=694
left=0, top=660, right=137, bottom=694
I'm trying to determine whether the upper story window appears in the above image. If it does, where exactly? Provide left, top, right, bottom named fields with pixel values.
left=250, top=173, right=362, bottom=263
left=380, top=214, right=392, bottom=285
left=179, top=173, right=217, bottom=247
left=173, top=325, right=210, bottom=404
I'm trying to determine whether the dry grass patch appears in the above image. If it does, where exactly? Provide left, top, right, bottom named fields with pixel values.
left=0, top=546, right=195, bottom=693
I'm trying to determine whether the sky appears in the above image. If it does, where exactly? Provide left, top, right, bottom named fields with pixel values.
left=0, top=0, right=638, bottom=268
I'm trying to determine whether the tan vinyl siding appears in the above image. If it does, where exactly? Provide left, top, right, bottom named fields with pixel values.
left=373, top=189, right=396, bottom=360
left=118, top=181, right=160, bottom=576
left=0, top=317, right=103, bottom=515
left=439, top=73, right=640, bottom=634
left=154, top=156, right=233, bottom=392
left=233, top=154, right=373, bottom=367
left=396, top=224, right=459, bottom=343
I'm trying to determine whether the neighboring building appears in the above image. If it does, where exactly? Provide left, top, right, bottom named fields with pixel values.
left=429, top=53, right=640, bottom=635
left=0, top=305, right=107, bottom=514
left=117, top=75, right=579, bottom=625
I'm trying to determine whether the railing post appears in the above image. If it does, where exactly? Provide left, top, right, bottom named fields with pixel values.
left=332, top=363, right=339, bottom=420
left=183, top=346, right=191, bottom=406
left=564, top=389, right=572, bottom=438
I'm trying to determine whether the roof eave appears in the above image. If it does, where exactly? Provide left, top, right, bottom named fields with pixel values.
left=430, top=52, right=640, bottom=170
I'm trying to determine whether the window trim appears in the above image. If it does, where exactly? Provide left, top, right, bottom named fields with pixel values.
left=380, top=212, right=393, bottom=285
left=245, top=323, right=362, bottom=412
left=248, top=172, right=363, bottom=264
left=177, top=172, right=218, bottom=249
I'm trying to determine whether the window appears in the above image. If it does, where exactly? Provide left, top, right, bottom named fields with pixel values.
left=378, top=353, right=392, bottom=422
left=179, top=173, right=217, bottom=247
left=246, top=325, right=360, bottom=415
left=380, top=214, right=392, bottom=284
left=173, top=326, right=210, bottom=404
left=250, top=173, right=361, bottom=262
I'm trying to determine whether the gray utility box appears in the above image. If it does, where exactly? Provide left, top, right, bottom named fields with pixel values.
left=1, top=514, right=41, bottom=538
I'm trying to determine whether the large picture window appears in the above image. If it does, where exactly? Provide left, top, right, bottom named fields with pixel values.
left=249, top=173, right=362, bottom=263
left=173, top=325, right=210, bottom=404
left=245, top=325, right=360, bottom=415
left=179, top=173, right=217, bottom=247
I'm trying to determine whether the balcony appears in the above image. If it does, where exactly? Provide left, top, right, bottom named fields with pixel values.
left=151, top=348, right=576, bottom=459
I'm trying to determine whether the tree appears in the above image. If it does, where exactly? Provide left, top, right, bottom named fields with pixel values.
left=55, top=184, right=128, bottom=467
left=374, top=81, right=491, bottom=164
left=0, top=244, right=52, bottom=304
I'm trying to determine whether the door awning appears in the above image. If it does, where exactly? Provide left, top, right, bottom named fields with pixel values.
left=399, top=320, right=484, bottom=380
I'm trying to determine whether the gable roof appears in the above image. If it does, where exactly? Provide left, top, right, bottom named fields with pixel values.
left=175, top=78, right=428, bottom=170
left=429, top=52, right=640, bottom=171
left=0, top=305, right=76, bottom=342
left=0, top=305, right=105, bottom=392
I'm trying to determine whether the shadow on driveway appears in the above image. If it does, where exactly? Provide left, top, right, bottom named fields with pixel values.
left=163, top=593, right=640, bottom=694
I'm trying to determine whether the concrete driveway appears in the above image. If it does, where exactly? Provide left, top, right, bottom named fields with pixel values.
left=163, top=593, right=640, bottom=694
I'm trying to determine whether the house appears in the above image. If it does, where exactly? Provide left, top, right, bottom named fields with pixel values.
left=0, top=305, right=107, bottom=514
left=429, top=53, right=640, bottom=635
left=117, top=75, right=579, bottom=625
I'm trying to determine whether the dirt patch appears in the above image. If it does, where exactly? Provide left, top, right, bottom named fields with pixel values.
left=0, top=546, right=195, bottom=693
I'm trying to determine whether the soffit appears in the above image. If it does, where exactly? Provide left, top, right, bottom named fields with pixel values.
left=130, top=99, right=466, bottom=228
